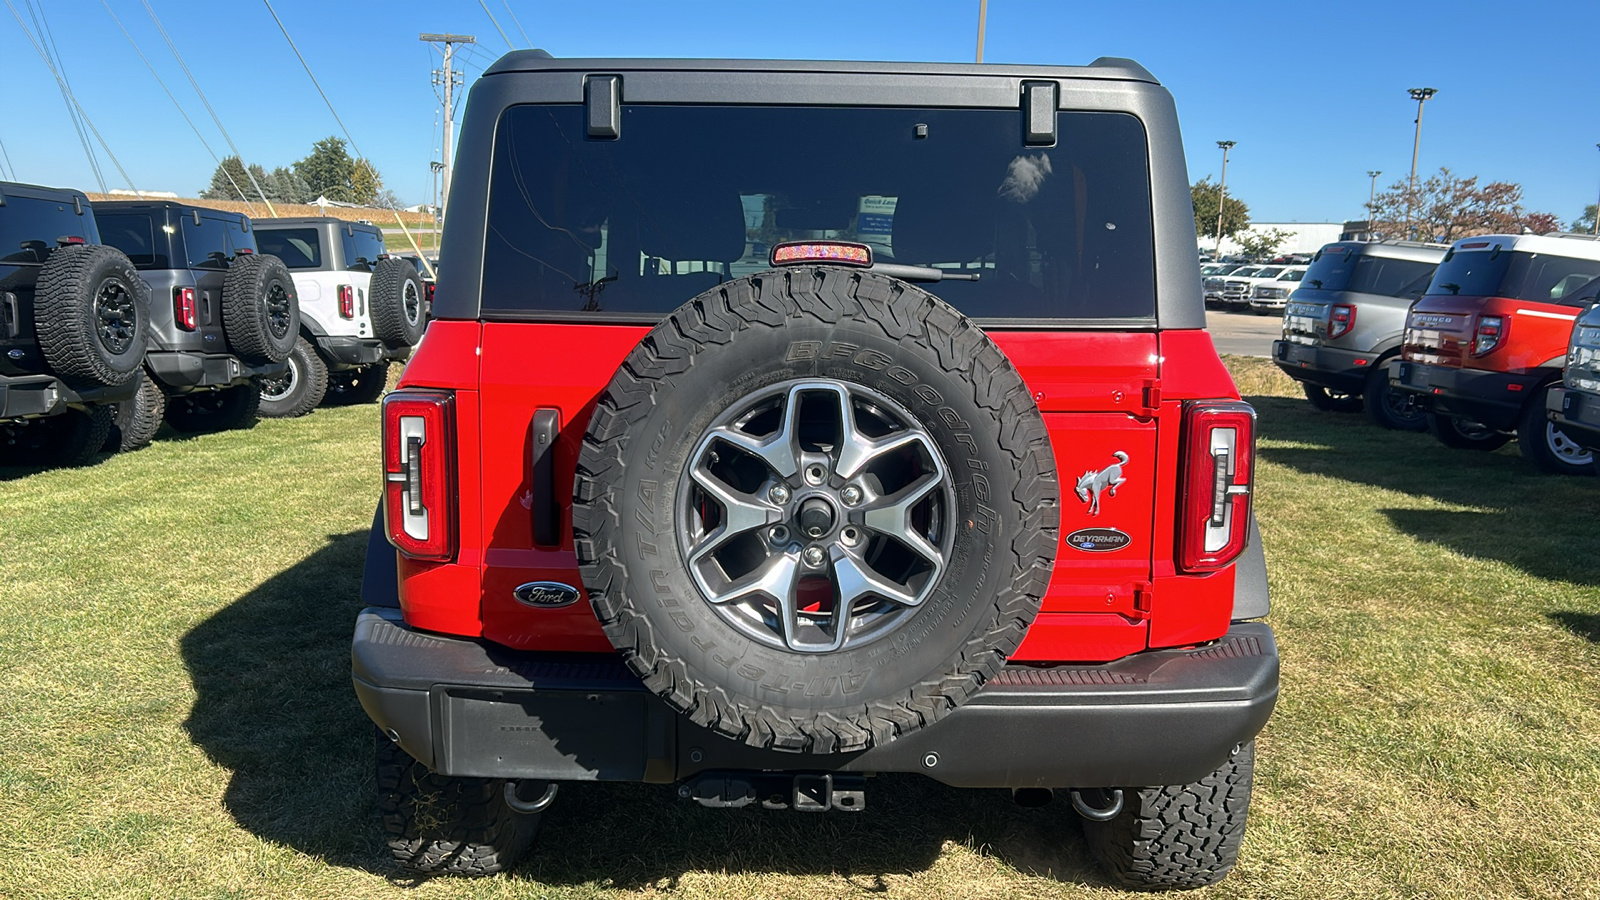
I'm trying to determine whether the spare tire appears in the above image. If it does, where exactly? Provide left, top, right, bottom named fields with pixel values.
left=35, top=243, right=149, bottom=388
left=222, top=253, right=298, bottom=364
left=573, top=267, right=1060, bottom=754
left=369, top=257, right=426, bottom=348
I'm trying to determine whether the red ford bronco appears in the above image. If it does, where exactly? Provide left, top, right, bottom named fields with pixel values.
left=353, top=53, right=1277, bottom=890
left=1392, top=232, right=1600, bottom=475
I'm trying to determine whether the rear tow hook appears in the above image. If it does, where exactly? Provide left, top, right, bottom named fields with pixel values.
left=1070, top=787, right=1125, bottom=822
left=503, top=781, right=559, bottom=814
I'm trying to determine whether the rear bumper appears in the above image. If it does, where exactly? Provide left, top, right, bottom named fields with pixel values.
left=1272, top=340, right=1371, bottom=394
left=1548, top=386, right=1600, bottom=451
left=145, top=351, right=286, bottom=392
left=352, top=608, right=1278, bottom=790
left=314, top=335, right=411, bottom=369
left=0, top=373, right=136, bottom=419
left=1389, top=360, right=1543, bottom=431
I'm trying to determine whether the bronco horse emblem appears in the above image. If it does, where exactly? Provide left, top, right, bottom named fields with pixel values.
left=1075, top=451, right=1129, bottom=516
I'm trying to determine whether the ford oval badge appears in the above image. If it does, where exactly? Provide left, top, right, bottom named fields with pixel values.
left=513, top=582, right=581, bottom=608
left=1065, top=527, right=1131, bottom=553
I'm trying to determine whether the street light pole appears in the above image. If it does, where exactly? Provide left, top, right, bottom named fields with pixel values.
left=1215, top=140, right=1235, bottom=259
left=1367, top=170, right=1381, bottom=240
left=1406, top=87, right=1437, bottom=240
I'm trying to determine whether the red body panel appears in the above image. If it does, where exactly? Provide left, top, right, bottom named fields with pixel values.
left=394, top=321, right=1246, bottom=664
left=1403, top=295, right=1580, bottom=373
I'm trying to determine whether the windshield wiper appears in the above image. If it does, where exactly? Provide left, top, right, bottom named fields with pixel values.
left=870, top=262, right=980, bottom=282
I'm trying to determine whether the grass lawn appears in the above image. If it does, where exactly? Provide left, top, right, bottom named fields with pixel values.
left=385, top=230, right=439, bottom=253
left=1, top=356, right=1597, bottom=899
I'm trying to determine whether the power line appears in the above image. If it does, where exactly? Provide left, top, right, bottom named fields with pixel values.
left=139, top=0, right=276, bottom=216
left=23, top=0, right=105, bottom=192
left=99, top=0, right=256, bottom=214
left=476, top=0, right=514, bottom=50
left=4, top=0, right=141, bottom=196
left=502, top=1, right=532, bottom=48
left=0, top=133, right=15, bottom=181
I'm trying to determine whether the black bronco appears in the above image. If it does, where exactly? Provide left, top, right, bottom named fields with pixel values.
left=0, top=182, right=149, bottom=466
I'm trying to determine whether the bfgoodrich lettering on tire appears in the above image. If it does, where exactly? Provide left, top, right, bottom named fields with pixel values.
left=572, top=267, right=1060, bottom=754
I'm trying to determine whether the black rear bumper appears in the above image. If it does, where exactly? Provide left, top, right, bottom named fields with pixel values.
left=1273, top=340, right=1374, bottom=394
left=1548, top=385, right=1600, bottom=452
left=1389, top=360, right=1545, bottom=431
left=145, top=351, right=287, bottom=392
left=352, top=608, right=1278, bottom=790
left=0, top=372, right=137, bottom=418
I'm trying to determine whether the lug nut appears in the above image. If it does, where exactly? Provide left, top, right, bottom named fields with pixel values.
left=840, top=485, right=863, bottom=507
left=769, top=525, right=790, bottom=545
left=803, top=546, right=827, bottom=568
left=769, top=484, right=791, bottom=504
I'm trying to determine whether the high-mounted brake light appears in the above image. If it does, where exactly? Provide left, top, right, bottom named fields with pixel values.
left=770, top=241, right=873, bottom=267
left=234, top=247, right=253, bottom=255
left=1178, top=400, right=1256, bottom=572
left=173, top=286, right=197, bottom=331
left=1472, top=315, right=1506, bottom=357
left=58, top=235, right=86, bottom=245
left=338, top=284, right=355, bottom=319
left=1328, top=303, right=1355, bottom=339
left=383, top=390, right=456, bottom=560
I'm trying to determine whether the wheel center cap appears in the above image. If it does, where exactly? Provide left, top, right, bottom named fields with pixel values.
left=798, top=497, right=836, bottom=539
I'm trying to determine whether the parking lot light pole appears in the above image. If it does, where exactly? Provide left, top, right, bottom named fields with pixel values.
left=1406, top=87, right=1437, bottom=240
left=1366, top=170, right=1381, bottom=237
left=1215, top=140, right=1235, bottom=259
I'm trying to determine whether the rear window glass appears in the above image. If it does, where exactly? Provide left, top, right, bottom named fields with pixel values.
left=258, top=228, right=322, bottom=269
left=1428, top=249, right=1600, bottom=307
left=96, top=212, right=168, bottom=269
left=183, top=215, right=248, bottom=270
left=481, top=105, right=1156, bottom=321
left=0, top=195, right=98, bottom=265
left=341, top=227, right=386, bottom=272
left=1304, top=247, right=1438, bottom=297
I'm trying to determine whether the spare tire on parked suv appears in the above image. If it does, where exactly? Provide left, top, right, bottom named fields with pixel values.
left=34, top=243, right=149, bottom=388
left=572, top=268, right=1062, bottom=754
left=368, top=256, right=426, bottom=348
left=221, top=253, right=299, bottom=364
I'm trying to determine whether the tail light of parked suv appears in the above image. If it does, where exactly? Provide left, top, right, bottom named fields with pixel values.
left=1328, top=303, right=1355, bottom=339
left=383, top=390, right=456, bottom=561
left=1471, top=315, right=1506, bottom=357
left=338, top=284, right=356, bottom=319
left=173, top=287, right=197, bottom=331
left=1178, top=401, right=1256, bottom=572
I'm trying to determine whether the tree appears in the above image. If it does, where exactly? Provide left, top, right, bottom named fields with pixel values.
left=1572, top=204, right=1598, bottom=234
left=1368, top=167, right=1559, bottom=242
left=1233, top=227, right=1294, bottom=261
left=200, top=155, right=250, bottom=201
left=1191, top=177, right=1249, bottom=242
left=264, top=166, right=312, bottom=204
left=293, top=136, right=358, bottom=203
left=349, top=159, right=383, bottom=206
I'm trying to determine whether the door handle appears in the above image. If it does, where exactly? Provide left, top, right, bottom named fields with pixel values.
left=530, top=409, right=561, bottom=546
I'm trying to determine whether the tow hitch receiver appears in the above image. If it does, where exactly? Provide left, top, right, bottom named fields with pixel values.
left=679, top=771, right=866, bottom=812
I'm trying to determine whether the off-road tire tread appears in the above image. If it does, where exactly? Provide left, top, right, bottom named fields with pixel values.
left=369, top=258, right=425, bottom=347
left=35, top=244, right=148, bottom=388
left=323, top=362, right=390, bottom=406
left=1302, top=383, right=1362, bottom=413
left=374, top=732, right=538, bottom=876
left=221, top=253, right=298, bottom=364
left=1082, top=742, right=1255, bottom=891
left=106, top=369, right=165, bottom=452
left=572, top=267, right=1059, bottom=754
left=259, top=336, right=328, bottom=418
left=164, top=383, right=261, bottom=433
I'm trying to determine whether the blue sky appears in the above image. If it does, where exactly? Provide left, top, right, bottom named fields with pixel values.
left=2, top=0, right=1597, bottom=225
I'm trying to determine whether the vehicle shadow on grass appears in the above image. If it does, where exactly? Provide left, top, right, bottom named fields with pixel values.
left=181, top=530, right=1113, bottom=888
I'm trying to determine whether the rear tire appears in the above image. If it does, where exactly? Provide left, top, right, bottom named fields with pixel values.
left=1082, top=742, right=1255, bottom=891
left=1303, top=383, right=1362, bottom=413
left=1362, top=363, right=1427, bottom=431
left=375, top=730, right=542, bottom=876
left=258, top=336, right=328, bottom=419
left=104, top=369, right=166, bottom=452
left=1426, top=411, right=1510, bottom=451
left=0, top=406, right=113, bottom=467
left=164, top=383, right=261, bottom=433
left=322, top=361, right=389, bottom=406
left=1517, top=385, right=1595, bottom=476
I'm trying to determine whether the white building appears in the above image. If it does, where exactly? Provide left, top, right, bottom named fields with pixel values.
left=1215, top=222, right=1344, bottom=258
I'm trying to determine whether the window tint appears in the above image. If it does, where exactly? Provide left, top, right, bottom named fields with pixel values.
left=482, top=104, right=1156, bottom=320
left=1304, top=247, right=1438, bottom=297
left=182, top=214, right=240, bottom=269
left=341, top=227, right=386, bottom=272
left=257, top=227, right=322, bottom=269
left=97, top=213, right=169, bottom=269
left=0, top=195, right=97, bottom=265
left=1429, top=249, right=1600, bottom=306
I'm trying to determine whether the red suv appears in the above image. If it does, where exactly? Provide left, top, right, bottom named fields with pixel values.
left=353, top=53, right=1277, bottom=890
left=1392, top=233, right=1600, bottom=474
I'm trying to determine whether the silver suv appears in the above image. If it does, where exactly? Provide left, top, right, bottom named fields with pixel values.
left=1272, top=240, right=1445, bottom=428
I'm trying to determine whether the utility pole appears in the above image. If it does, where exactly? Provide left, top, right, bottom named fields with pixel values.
left=1367, top=170, right=1381, bottom=238
left=431, top=161, right=445, bottom=251
left=1406, top=87, right=1437, bottom=241
left=1593, top=144, right=1599, bottom=236
left=1215, top=140, right=1235, bottom=259
left=421, top=33, right=475, bottom=224
left=976, top=0, right=987, bottom=63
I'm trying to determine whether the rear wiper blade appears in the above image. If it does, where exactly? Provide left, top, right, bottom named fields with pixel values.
left=870, top=262, right=980, bottom=282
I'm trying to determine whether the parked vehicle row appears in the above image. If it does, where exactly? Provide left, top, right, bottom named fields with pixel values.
left=1274, top=233, right=1600, bottom=476
left=1204, top=263, right=1307, bottom=312
left=0, top=181, right=427, bottom=468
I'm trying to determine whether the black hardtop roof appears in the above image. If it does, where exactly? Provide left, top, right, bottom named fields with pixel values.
left=483, top=51, right=1158, bottom=84
left=0, top=181, right=91, bottom=205
left=95, top=199, right=250, bottom=222
left=254, top=216, right=381, bottom=231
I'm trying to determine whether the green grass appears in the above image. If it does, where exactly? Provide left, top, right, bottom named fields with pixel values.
left=1, top=357, right=1598, bottom=899
left=385, top=231, right=439, bottom=253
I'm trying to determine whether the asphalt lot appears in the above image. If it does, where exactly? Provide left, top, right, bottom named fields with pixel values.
left=1207, top=308, right=1281, bottom=357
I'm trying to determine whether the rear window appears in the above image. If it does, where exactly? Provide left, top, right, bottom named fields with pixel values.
left=0, top=195, right=98, bottom=265
left=96, top=212, right=169, bottom=269
left=183, top=214, right=251, bottom=270
left=257, top=228, right=322, bottom=269
left=341, top=227, right=386, bottom=272
left=1428, top=249, right=1600, bottom=307
left=481, top=104, right=1156, bottom=321
left=1304, top=247, right=1439, bottom=298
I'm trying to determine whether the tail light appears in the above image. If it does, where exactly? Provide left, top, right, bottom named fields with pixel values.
left=1472, top=315, right=1505, bottom=357
left=1328, top=303, right=1355, bottom=339
left=233, top=247, right=253, bottom=255
left=383, top=390, right=456, bottom=560
left=338, top=284, right=356, bottom=319
left=173, top=287, right=197, bottom=331
left=1178, top=400, right=1256, bottom=572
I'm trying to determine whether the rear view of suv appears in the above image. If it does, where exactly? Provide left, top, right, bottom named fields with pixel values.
left=1, top=182, right=148, bottom=466
left=253, top=218, right=424, bottom=415
left=1547, top=299, right=1600, bottom=454
left=1392, top=232, right=1600, bottom=474
left=350, top=54, right=1277, bottom=890
left=1273, top=240, right=1444, bottom=428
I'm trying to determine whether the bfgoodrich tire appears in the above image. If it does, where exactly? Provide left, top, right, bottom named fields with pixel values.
left=222, top=253, right=299, bottom=364
left=369, top=257, right=426, bottom=348
left=35, top=243, right=149, bottom=388
left=258, top=336, right=327, bottom=418
left=573, top=267, right=1061, bottom=754
left=1517, top=385, right=1595, bottom=476
left=1426, top=411, right=1510, bottom=451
